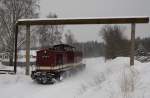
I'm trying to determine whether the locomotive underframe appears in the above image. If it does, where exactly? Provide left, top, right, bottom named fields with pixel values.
left=31, top=63, right=85, bottom=84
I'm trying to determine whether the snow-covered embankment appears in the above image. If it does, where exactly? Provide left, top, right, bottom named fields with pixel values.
left=0, top=57, right=150, bottom=98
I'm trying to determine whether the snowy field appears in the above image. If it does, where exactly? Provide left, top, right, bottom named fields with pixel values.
left=0, top=57, right=150, bottom=98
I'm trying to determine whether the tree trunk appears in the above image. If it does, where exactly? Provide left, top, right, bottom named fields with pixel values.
left=9, top=51, right=14, bottom=66
left=9, top=27, right=15, bottom=66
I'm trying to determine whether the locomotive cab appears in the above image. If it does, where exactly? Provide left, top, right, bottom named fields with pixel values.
left=31, top=44, right=85, bottom=84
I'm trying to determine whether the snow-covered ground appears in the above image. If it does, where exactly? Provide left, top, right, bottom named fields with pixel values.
left=0, top=57, right=150, bottom=98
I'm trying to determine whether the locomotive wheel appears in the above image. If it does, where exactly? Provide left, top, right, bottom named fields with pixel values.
left=41, top=76, right=48, bottom=84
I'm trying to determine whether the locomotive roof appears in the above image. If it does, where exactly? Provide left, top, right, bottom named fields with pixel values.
left=37, top=44, right=75, bottom=52
left=53, top=44, right=75, bottom=49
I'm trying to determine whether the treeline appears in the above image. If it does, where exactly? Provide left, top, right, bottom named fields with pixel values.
left=100, top=25, right=150, bottom=60
left=64, top=30, right=105, bottom=58
left=73, top=41, right=105, bottom=58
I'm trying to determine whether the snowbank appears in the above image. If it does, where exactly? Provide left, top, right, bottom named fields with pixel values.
left=0, top=57, right=150, bottom=98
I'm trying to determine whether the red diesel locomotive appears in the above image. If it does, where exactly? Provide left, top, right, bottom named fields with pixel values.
left=31, top=44, right=85, bottom=84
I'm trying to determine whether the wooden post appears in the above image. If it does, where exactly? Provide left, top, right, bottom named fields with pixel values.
left=130, top=23, right=135, bottom=66
left=26, top=25, right=30, bottom=75
left=14, top=24, right=18, bottom=73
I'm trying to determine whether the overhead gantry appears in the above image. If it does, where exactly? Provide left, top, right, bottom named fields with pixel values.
left=14, top=16, right=149, bottom=75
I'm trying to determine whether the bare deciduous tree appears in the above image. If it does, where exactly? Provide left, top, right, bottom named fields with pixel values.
left=100, top=25, right=130, bottom=60
left=38, top=13, right=63, bottom=48
left=65, top=30, right=77, bottom=45
left=0, top=0, right=39, bottom=66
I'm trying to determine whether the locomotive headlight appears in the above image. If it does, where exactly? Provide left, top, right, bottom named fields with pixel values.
left=44, top=50, right=47, bottom=54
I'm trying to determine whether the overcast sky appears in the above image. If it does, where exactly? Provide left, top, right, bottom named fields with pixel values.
left=39, top=0, right=150, bottom=42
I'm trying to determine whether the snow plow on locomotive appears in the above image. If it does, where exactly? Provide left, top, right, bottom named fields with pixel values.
left=31, top=44, right=85, bottom=84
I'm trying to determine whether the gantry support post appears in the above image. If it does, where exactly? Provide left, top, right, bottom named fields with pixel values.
left=26, top=25, right=30, bottom=75
left=14, top=24, right=18, bottom=73
left=130, top=23, right=136, bottom=66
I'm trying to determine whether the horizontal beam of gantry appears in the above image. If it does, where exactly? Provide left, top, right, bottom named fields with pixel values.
left=17, top=16, right=149, bottom=25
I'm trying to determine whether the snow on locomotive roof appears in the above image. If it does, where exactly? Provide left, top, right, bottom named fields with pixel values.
left=17, top=16, right=149, bottom=25
left=53, top=44, right=74, bottom=48
left=37, top=44, right=75, bottom=52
